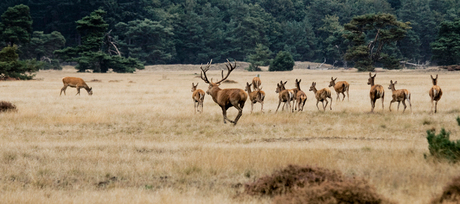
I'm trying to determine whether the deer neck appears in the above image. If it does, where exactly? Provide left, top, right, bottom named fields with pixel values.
left=311, top=88, right=317, bottom=94
left=208, top=86, right=221, bottom=99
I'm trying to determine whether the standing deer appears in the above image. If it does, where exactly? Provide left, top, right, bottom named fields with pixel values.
left=245, top=82, right=265, bottom=113
left=388, top=80, right=412, bottom=113
left=60, top=77, right=93, bottom=96
left=200, top=59, right=248, bottom=125
left=293, top=79, right=307, bottom=111
left=252, top=75, right=262, bottom=91
left=429, top=74, right=442, bottom=113
left=191, top=82, right=205, bottom=113
left=275, top=81, right=294, bottom=113
left=309, top=82, right=332, bottom=111
left=367, top=73, right=384, bottom=112
left=328, top=77, right=350, bottom=101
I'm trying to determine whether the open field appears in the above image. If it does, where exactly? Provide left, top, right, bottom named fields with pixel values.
left=1, top=65, right=460, bottom=203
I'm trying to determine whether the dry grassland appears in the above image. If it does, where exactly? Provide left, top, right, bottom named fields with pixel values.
left=1, top=65, right=460, bottom=203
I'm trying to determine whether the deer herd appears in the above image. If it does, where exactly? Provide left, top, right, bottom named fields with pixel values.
left=58, top=60, right=444, bottom=126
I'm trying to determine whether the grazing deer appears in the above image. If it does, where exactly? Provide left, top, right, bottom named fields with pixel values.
left=367, top=73, right=384, bottom=112
left=328, top=77, right=350, bottom=101
left=388, top=80, right=412, bottom=113
left=60, top=77, right=93, bottom=96
left=200, top=59, right=248, bottom=125
left=252, top=75, right=262, bottom=91
left=275, top=81, right=294, bottom=113
left=429, top=74, right=442, bottom=113
left=191, top=82, right=205, bottom=113
left=309, top=82, right=332, bottom=111
left=293, top=79, right=307, bottom=111
left=245, top=82, right=265, bottom=113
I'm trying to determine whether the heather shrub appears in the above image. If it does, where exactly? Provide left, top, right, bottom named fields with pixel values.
left=244, top=165, right=344, bottom=197
left=426, top=128, right=460, bottom=163
left=431, top=175, right=460, bottom=204
left=0, top=101, right=17, bottom=112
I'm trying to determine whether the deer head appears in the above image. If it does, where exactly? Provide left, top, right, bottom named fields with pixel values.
left=367, top=72, right=376, bottom=86
left=309, top=82, right=317, bottom=92
left=388, top=80, right=397, bottom=90
left=245, top=82, right=252, bottom=92
left=191, top=82, right=198, bottom=92
left=431, top=74, right=438, bottom=85
left=200, top=59, right=236, bottom=95
left=329, top=77, right=337, bottom=87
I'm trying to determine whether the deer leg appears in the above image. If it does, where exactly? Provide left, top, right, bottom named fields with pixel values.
left=435, top=101, right=438, bottom=113
left=347, top=89, right=349, bottom=101
left=316, top=100, right=320, bottom=111
left=261, top=101, right=264, bottom=113
left=324, top=100, right=328, bottom=111
left=342, top=92, right=346, bottom=101
left=402, top=100, right=407, bottom=113
left=329, top=97, right=332, bottom=110
left=60, top=85, right=68, bottom=96
left=232, top=106, right=244, bottom=126
left=381, top=94, right=385, bottom=112
left=397, top=101, right=400, bottom=111
left=221, top=107, right=228, bottom=123
left=76, top=86, right=81, bottom=96
left=407, top=98, right=412, bottom=113
left=194, top=100, right=197, bottom=113
left=336, top=93, right=340, bottom=101
left=250, top=102, right=254, bottom=114
left=370, top=98, right=375, bottom=113
left=276, top=100, right=282, bottom=113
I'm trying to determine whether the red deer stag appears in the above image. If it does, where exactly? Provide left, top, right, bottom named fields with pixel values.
left=328, top=77, right=350, bottom=101
left=367, top=73, right=384, bottom=112
left=200, top=59, right=248, bottom=125
left=60, top=77, right=93, bottom=96
left=388, top=80, right=412, bottom=113
left=275, top=81, right=294, bottom=113
left=429, top=74, right=442, bottom=113
left=309, top=82, right=332, bottom=111
left=191, top=82, right=205, bottom=113
left=245, top=82, right=265, bottom=113
left=293, top=79, right=307, bottom=111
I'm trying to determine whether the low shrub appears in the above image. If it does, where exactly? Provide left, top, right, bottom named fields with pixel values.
left=431, top=175, right=460, bottom=203
left=244, top=164, right=393, bottom=204
left=0, top=101, right=17, bottom=112
left=426, top=128, right=460, bottom=163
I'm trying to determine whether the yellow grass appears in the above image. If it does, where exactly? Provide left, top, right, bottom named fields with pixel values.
left=1, top=65, right=460, bottom=203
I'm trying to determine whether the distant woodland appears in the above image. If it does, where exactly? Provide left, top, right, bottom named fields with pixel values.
left=1, top=0, right=460, bottom=74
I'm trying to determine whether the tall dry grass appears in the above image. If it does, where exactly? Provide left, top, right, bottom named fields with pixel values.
left=0, top=66, right=460, bottom=203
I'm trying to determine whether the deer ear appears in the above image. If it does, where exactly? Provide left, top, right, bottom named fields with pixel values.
left=394, top=81, right=397, bottom=84
left=369, top=72, right=372, bottom=77
left=331, top=77, right=334, bottom=80
left=373, top=74, right=377, bottom=77
left=436, top=74, right=438, bottom=79
left=192, top=82, right=195, bottom=86
left=334, top=77, right=337, bottom=81
left=196, top=82, right=198, bottom=86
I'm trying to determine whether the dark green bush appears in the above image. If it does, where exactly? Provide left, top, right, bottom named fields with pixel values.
left=269, top=51, right=294, bottom=72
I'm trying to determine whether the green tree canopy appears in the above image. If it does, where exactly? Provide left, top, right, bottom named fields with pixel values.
left=344, top=13, right=411, bottom=71
left=247, top=43, right=272, bottom=71
left=431, top=19, right=460, bottom=65
left=54, top=9, right=143, bottom=73
left=0, top=45, right=37, bottom=79
left=0, top=4, right=32, bottom=46
left=269, top=51, right=294, bottom=71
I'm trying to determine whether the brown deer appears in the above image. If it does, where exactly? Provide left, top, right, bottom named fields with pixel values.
left=388, top=80, right=412, bottom=113
left=60, top=77, right=93, bottom=96
left=191, top=82, right=205, bottom=113
left=275, top=81, right=294, bottom=112
left=367, top=73, right=384, bottom=112
left=293, top=79, right=307, bottom=111
left=429, top=74, right=442, bottom=113
left=328, top=77, right=350, bottom=101
left=309, top=82, right=332, bottom=111
left=200, top=59, right=248, bottom=125
left=245, top=82, right=265, bottom=113
left=252, top=75, right=262, bottom=91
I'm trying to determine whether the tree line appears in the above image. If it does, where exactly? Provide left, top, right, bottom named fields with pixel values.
left=0, top=0, right=460, bottom=77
